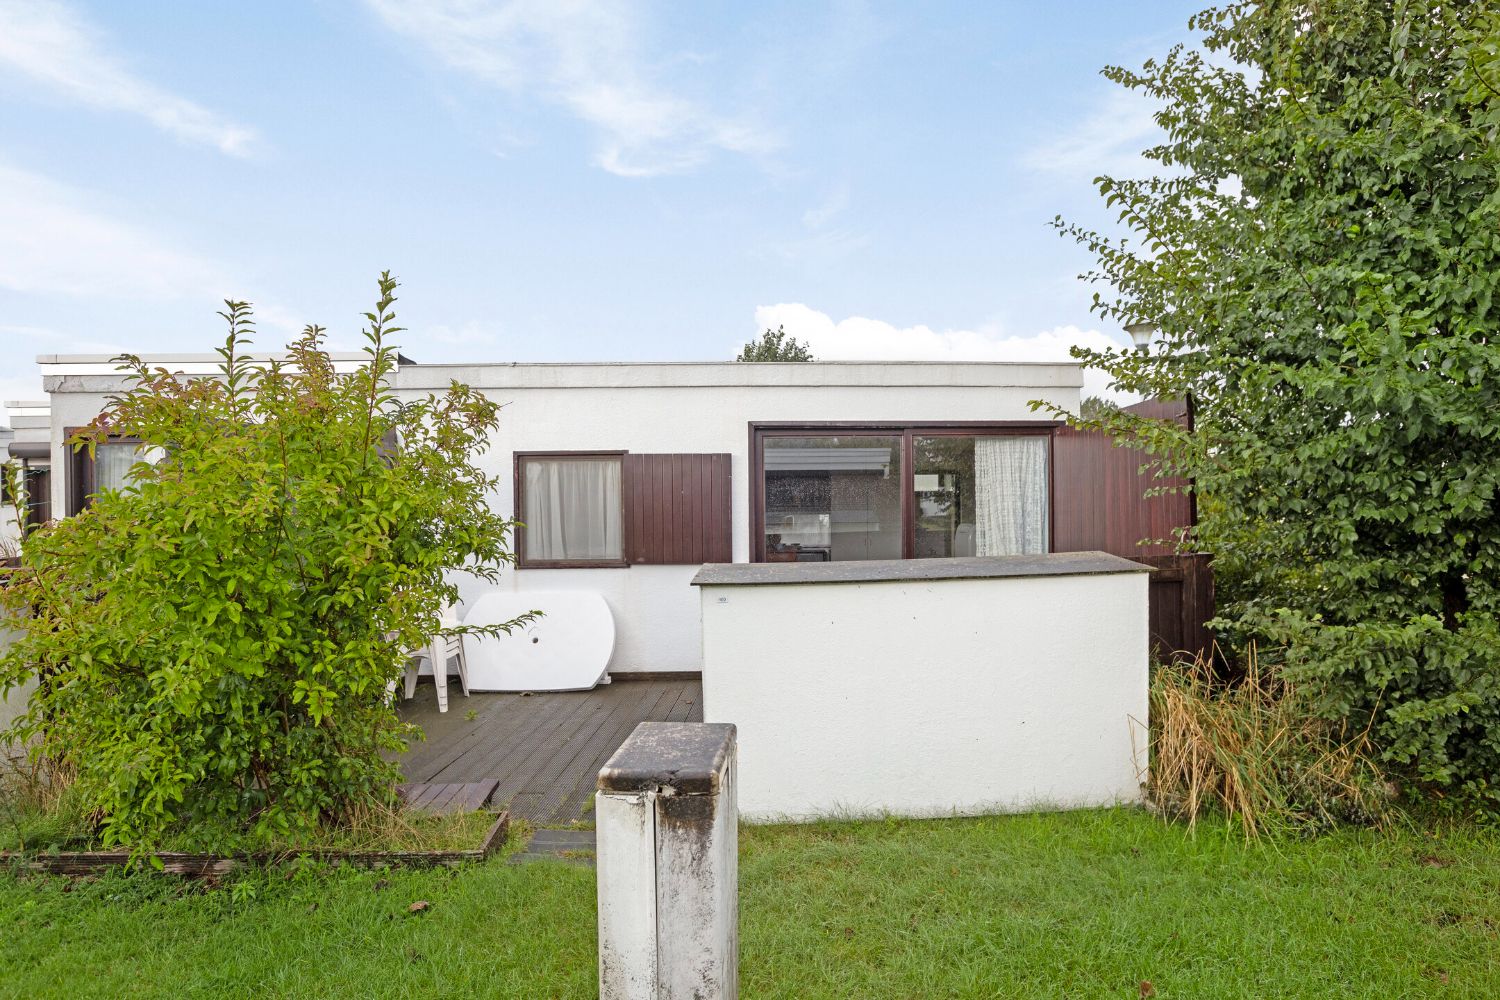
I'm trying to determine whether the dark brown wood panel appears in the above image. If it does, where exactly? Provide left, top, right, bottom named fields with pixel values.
left=1135, top=553, right=1216, bottom=662
left=1052, top=427, right=1193, bottom=557
left=624, top=453, right=732, bottom=565
left=1050, top=400, right=1212, bottom=662
left=1051, top=400, right=1194, bottom=558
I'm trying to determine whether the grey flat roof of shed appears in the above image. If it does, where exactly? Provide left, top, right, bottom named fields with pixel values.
left=691, top=551, right=1151, bottom=587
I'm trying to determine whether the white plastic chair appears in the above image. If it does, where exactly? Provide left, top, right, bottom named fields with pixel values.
left=396, top=609, right=470, bottom=713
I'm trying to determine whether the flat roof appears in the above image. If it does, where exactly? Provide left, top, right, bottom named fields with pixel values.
left=395, top=360, right=1083, bottom=391
left=692, top=552, right=1150, bottom=586
left=36, top=353, right=373, bottom=377
left=35, top=357, right=1083, bottom=392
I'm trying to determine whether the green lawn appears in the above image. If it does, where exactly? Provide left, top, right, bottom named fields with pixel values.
left=2, top=808, right=1497, bottom=998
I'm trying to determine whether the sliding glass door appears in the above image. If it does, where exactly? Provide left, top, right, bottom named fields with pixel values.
left=761, top=435, right=903, bottom=562
left=754, top=424, right=1053, bottom=562
left=913, top=434, right=1048, bottom=557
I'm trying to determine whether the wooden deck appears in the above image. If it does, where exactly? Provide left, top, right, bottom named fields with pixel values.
left=397, top=677, right=702, bottom=825
left=396, top=779, right=500, bottom=815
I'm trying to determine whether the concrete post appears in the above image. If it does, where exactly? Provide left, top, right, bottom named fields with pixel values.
left=596, top=721, right=738, bottom=1000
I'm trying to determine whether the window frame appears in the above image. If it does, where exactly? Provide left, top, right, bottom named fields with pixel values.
left=513, top=450, right=630, bottom=569
left=66, top=428, right=147, bottom=516
left=748, top=421, right=1061, bottom=563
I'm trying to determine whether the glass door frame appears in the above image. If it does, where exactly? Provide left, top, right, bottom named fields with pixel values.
left=748, top=421, right=1062, bottom=563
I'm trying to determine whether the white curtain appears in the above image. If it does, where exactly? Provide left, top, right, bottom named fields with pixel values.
left=524, top=458, right=622, bottom=561
left=974, top=436, right=1048, bottom=556
left=94, top=443, right=141, bottom=494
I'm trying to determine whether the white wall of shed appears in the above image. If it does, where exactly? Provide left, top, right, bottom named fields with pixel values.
left=698, top=570, right=1149, bottom=819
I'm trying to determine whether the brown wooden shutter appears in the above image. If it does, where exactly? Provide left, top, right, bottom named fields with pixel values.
left=623, top=453, right=732, bottom=565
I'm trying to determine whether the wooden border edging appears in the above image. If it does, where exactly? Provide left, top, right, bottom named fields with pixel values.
left=0, top=810, right=509, bottom=876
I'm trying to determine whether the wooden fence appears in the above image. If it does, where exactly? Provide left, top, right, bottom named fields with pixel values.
left=1052, top=400, right=1215, bottom=661
left=1133, top=553, right=1215, bottom=662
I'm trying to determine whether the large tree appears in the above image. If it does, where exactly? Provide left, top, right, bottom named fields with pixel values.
left=1060, top=2, right=1500, bottom=806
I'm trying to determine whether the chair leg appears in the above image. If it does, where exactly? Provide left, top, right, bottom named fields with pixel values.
left=404, top=660, right=419, bottom=700
left=455, top=639, right=470, bottom=697
left=432, top=640, right=449, bottom=713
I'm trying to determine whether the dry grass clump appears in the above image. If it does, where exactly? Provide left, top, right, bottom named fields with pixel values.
left=0, top=757, right=497, bottom=855
left=312, top=800, right=499, bottom=854
left=1147, top=646, right=1390, bottom=838
left=0, top=755, right=91, bottom=851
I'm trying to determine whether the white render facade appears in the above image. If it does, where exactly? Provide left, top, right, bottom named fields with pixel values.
left=30, top=356, right=1084, bottom=674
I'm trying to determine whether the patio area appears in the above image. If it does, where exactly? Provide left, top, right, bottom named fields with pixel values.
left=397, top=677, right=702, bottom=825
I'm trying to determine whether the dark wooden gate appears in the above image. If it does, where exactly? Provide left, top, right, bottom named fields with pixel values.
left=1133, top=553, right=1214, bottom=662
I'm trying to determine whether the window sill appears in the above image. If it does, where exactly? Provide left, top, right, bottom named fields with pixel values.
left=516, top=559, right=631, bottom=570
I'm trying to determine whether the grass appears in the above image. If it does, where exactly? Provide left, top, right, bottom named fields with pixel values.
left=2, top=807, right=1498, bottom=998
left=0, top=799, right=501, bottom=857
left=0, top=768, right=502, bottom=856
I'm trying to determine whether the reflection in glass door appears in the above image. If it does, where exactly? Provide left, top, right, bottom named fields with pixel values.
left=761, top=435, right=903, bottom=561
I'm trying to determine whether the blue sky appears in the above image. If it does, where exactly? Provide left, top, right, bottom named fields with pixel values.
left=0, top=0, right=1205, bottom=403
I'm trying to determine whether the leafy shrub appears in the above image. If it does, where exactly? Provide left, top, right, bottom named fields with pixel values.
left=1149, top=648, right=1390, bottom=837
left=0, top=274, right=525, bottom=852
left=1261, top=612, right=1500, bottom=813
left=1052, top=3, right=1500, bottom=814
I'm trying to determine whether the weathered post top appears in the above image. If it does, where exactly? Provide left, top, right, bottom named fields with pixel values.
left=598, top=722, right=737, bottom=797
left=596, top=721, right=740, bottom=999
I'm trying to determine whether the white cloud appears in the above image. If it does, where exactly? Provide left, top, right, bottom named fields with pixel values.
left=0, top=162, right=227, bottom=300
left=0, top=0, right=258, bottom=156
left=364, top=0, right=775, bottom=177
left=766, top=227, right=871, bottom=268
left=248, top=302, right=311, bottom=337
left=1024, top=88, right=1163, bottom=180
left=752, top=302, right=1135, bottom=400
left=801, top=181, right=850, bottom=229
left=767, top=180, right=869, bottom=266
left=0, top=374, right=47, bottom=406
left=0, top=161, right=304, bottom=359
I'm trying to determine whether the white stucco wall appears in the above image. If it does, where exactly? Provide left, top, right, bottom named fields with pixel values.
left=0, top=446, right=18, bottom=551
left=396, top=363, right=1081, bottom=672
left=0, top=625, right=32, bottom=737
left=38, top=359, right=1084, bottom=673
left=696, top=559, right=1150, bottom=820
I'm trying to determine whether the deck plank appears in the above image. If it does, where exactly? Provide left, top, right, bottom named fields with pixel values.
left=453, top=780, right=499, bottom=812
left=531, top=682, right=676, bottom=821
left=404, top=783, right=447, bottom=810
left=396, top=677, right=700, bottom=824
left=423, top=783, right=465, bottom=813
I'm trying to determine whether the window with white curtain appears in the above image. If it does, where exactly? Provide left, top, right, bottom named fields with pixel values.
left=69, top=436, right=165, bottom=514
left=519, top=454, right=624, bottom=565
left=759, top=425, right=1054, bottom=562
left=93, top=442, right=142, bottom=495
left=913, top=434, right=1050, bottom=557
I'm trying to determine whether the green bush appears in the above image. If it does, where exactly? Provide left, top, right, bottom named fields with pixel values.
left=1051, top=3, right=1500, bottom=813
left=1263, top=612, right=1500, bottom=811
left=0, top=274, right=525, bottom=852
